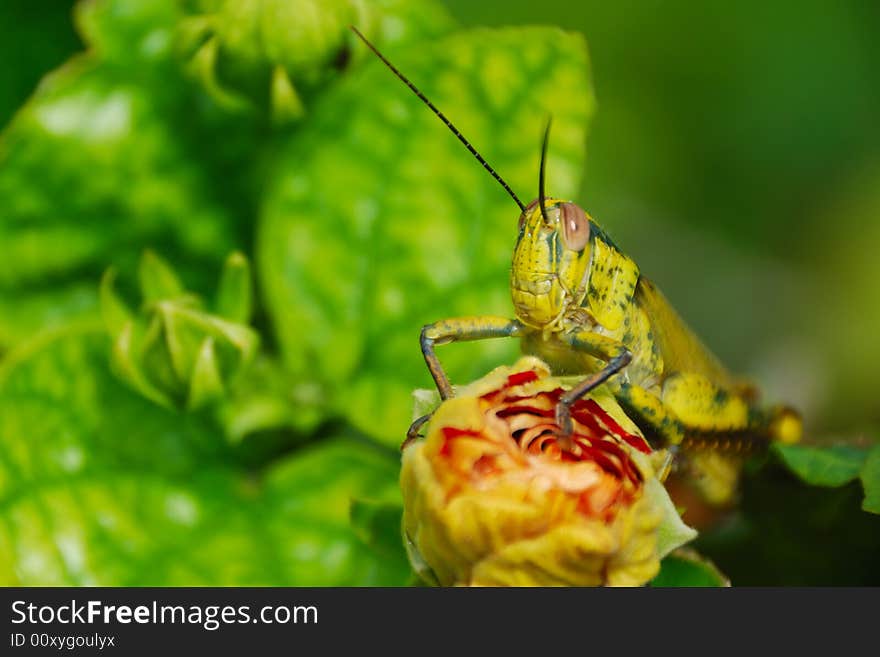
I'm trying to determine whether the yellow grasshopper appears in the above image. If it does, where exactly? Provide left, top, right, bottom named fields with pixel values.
left=351, top=28, right=802, bottom=493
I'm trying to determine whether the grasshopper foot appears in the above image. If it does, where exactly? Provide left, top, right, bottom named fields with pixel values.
left=657, top=444, right=680, bottom=483
left=554, top=401, right=576, bottom=451
left=404, top=413, right=433, bottom=450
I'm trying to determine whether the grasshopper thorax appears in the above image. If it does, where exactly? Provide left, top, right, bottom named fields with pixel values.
left=511, top=197, right=593, bottom=330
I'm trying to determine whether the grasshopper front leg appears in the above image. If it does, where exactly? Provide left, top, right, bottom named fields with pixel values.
left=557, top=329, right=684, bottom=478
left=559, top=329, right=690, bottom=447
left=420, top=316, right=525, bottom=398
left=408, top=316, right=523, bottom=441
left=556, top=330, right=633, bottom=438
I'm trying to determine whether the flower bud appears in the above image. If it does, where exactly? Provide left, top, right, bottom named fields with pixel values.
left=101, top=250, right=258, bottom=410
left=176, top=0, right=372, bottom=122
left=401, top=357, right=696, bottom=586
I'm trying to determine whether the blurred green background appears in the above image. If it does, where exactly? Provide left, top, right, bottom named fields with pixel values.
left=0, top=0, right=877, bottom=585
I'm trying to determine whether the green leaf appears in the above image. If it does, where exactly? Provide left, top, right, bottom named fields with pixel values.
left=692, top=464, right=880, bottom=585
left=75, top=0, right=183, bottom=64
left=0, top=55, right=240, bottom=349
left=214, top=355, right=327, bottom=441
left=0, top=282, right=99, bottom=350
left=0, top=0, right=81, bottom=127
left=0, top=1, right=455, bottom=349
left=259, top=27, right=594, bottom=446
left=774, top=443, right=868, bottom=487
left=0, top=327, right=408, bottom=585
left=0, top=326, right=230, bottom=477
left=861, top=446, right=880, bottom=514
left=350, top=499, right=409, bottom=567
left=651, top=550, right=729, bottom=587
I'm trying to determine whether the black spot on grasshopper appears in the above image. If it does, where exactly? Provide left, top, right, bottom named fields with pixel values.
left=589, top=222, right=620, bottom=250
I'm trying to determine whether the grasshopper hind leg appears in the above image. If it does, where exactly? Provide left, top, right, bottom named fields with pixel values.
left=614, top=383, right=687, bottom=447
left=658, top=372, right=802, bottom=446
left=764, top=405, right=802, bottom=445
left=617, top=376, right=802, bottom=503
left=614, top=377, right=801, bottom=453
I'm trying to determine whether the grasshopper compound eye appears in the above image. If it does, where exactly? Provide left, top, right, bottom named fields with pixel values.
left=560, top=202, right=590, bottom=251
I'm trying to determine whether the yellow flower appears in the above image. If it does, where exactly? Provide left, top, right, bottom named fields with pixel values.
left=401, top=357, right=695, bottom=587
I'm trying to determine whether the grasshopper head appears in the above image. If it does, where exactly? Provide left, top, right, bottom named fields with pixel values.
left=511, top=197, right=593, bottom=329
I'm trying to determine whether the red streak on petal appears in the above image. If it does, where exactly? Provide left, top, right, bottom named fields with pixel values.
left=439, top=426, right=482, bottom=456
left=570, top=402, right=608, bottom=440
left=502, top=390, right=561, bottom=406
left=434, top=373, right=648, bottom=518
left=576, top=443, right=624, bottom=477
left=590, top=437, right=643, bottom=485
left=578, top=485, right=622, bottom=518
left=546, top=388, right=564, bottom=401
left=582, top=399, right=652, bottom=454
left=442, top=427, right=482, bottom=439
left=495, top=405, right=555, bottom=419
left=506, top=370, right=540, bottom=387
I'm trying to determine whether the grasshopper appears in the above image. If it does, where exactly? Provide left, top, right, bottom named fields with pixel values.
left=351, top=28, right=802, bottom=482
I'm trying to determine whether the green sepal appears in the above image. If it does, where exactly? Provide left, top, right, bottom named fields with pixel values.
left=651, top=549, right=729, bottom=587
left=139, top=250, right=185, bottom=305
left=188, top=337, right=226, bottom=410
left=109, top=320, right=177, bottom=409
left=215, top=251, right=253, bottom=323
left=185, top=34, right=253, bottom=113
left=270, top=65, right=305, bottom=125
left=644, top=476, right=699, bottom=559
left=99, top=268, right=133, bottom=335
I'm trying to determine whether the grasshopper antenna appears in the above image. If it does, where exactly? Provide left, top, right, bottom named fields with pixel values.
left=538, top=116, right=552, bottom=224
left=349, top=26, right=526, bottom=213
